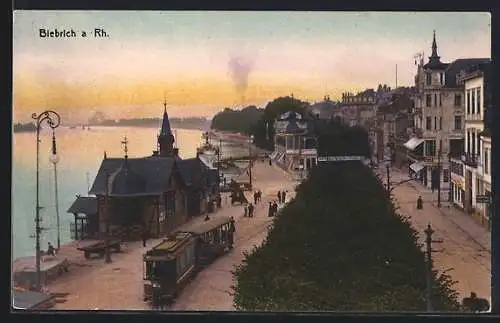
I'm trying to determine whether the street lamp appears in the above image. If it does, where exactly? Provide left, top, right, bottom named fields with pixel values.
left=49, top=131, right=61, bottom=249
left=249, top=134, right=254, bottom=188
left=32, top=110, right=61, bottom=292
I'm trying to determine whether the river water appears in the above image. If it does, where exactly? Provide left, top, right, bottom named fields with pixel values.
left=11, top=126, right=247, bottom=260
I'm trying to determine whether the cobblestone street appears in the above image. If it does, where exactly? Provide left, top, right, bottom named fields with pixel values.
left=379, top=166, right=491, bottom=302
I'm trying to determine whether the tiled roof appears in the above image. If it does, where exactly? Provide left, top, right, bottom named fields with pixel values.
left=67, top=196, right=98, bottom=214
left=89, top=156, right=175, bottom=196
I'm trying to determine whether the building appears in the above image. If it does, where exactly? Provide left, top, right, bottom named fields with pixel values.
left=452, top=62, right=492, bottom=227
left=405, top=30, right=490, bottom=189
left=271, top=111, right=318, bottom=175
left=309, top=96, right=340, bottom=120
left=68, top=101, right=219, bottom=241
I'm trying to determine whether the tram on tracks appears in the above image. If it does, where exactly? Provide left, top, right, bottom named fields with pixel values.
left=143, top=215, right=235, bottom=307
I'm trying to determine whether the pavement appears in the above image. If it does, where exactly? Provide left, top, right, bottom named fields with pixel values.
left=376, top=165, right=491, bottom=301
left=40, top=160, right=296, bottom=310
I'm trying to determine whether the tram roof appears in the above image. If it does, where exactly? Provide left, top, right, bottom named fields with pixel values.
left=176, top=215, right=232, bottom=235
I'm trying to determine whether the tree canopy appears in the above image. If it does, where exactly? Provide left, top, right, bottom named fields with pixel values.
left=210, top=106, right=264, bottom=135
left=251, top=96, right=310, bottom=150
left=232, top=157, right=459, bottom=311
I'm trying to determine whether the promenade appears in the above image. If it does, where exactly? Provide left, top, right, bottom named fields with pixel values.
left=35, top=161, right=296, bottom=310
left=379, top=166, right=491, bottom=301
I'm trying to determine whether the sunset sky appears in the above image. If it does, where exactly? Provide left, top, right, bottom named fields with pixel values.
left=13, top=11, right=491, bottom=124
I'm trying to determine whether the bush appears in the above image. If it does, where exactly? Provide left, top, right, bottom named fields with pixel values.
left=232, top=162, right=460, bottom=311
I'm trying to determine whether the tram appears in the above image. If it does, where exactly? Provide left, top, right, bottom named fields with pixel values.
left=143, top=216, right=234, bottom=306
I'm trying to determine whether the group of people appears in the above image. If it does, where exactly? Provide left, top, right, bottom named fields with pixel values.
left=243, top=203, right=255, bottom=217
left=277, top=190, right=287, bottom=204
left=268, top=200, right=279, bottom=217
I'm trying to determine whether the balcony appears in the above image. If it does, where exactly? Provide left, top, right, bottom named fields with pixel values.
left=461, top=152, right=479, bottom=168
left=465, top=113, right=482, bottom=121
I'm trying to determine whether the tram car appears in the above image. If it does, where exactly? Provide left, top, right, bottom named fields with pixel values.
left=143, top=215, right=234, bottom=306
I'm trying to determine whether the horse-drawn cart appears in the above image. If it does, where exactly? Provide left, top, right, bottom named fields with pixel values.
left=77, top=239, right=122, bottom=259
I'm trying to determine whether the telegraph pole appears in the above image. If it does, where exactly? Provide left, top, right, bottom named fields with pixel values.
left=104, top=172, right=112, bottom=263
left=424, top=223, right=443, bottom=312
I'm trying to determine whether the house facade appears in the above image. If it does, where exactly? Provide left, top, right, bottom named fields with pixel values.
left=406, top=31, right=489, bottom=190
left=452, top=62, right=492, bottom=227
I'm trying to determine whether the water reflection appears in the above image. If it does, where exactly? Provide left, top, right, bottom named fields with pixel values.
left=12, top=126, right=203, bottom=259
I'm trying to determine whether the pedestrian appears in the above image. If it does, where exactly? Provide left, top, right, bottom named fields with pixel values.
left=282, top=190, right=287, bottom=203
left=47, top=242, right=56, bottom=256
left=216, top=194, right=222, bottom=208
left=269, top=158, right=272, bottom=166
left=253, top=191, right=258, bottom=205
left=248, top=203, right=255, bottom=217
left=277, top=191, right=282, bottom=204
left=244, top=204, right=248, bottom=217
left=417, top=195, right=423, bottom=210
left=229, top=216, right=235, bottom=248
left=268, top=201, right=273, bottom=217
left=142, top=230, right=148, bottom=247
left=258, top=190, right=262, bottom=202
left=272, top=200, right=278, bottom=216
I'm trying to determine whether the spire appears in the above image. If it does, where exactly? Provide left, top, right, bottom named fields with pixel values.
left=429, top=30, right=441, bottom=63
left=159, top=97, right=172, bottom=137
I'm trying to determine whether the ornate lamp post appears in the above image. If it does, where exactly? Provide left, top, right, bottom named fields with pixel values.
left=49, top=131, right=61, bottom=249
left=32, top=110, right=61, bottom=292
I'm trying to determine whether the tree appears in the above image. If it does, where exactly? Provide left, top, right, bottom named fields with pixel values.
left=252, top=96, right=310, bottom=150
left=232, top=161, right=460, bottom=311
left=210, top=106, right=264, bottom=135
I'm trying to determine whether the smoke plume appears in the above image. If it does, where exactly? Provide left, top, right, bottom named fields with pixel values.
left=228, top=54, right=255, bottom=104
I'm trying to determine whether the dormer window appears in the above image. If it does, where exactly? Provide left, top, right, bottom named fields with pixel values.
left=426, top=73, right=432, bottom=85
left=440, top=72, right=444, bottom=85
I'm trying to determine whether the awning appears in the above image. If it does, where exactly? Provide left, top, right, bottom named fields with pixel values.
left=410, top=162, right=425, bottom=173
left=404, top=137, right=425, bottom=151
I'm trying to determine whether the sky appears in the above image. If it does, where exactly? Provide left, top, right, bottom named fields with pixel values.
left=13, top=11, right=491, bottom=123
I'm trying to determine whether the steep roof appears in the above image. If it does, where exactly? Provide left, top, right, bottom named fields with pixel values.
left=67, top=196, right=98, bottom=214
left=89, top=156, right=176, bottom=196
left=108, top=159, right=148, bottom=196
left=159, top=101, right=173, bottom=137
left=444, top=58, right=491, bottom=88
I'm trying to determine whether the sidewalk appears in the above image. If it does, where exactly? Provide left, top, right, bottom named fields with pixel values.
left=382, top=166, right=491, bottom=300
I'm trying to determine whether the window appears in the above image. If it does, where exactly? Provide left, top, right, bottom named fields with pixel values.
left=467, top=90, right=471, bottom=114
left=454, top=116, right=462, bottom=130
left=426, top=94, right=432, bottom=107
left=477, top=134, right=481, bottom=157
left=477, top=88, right=481, bottom=114
left=434, top=117, right=437, bottom=130
left=440, top=73, right=444, bottom=85
left=439, top=93, right=442, bottom=106
left=485, top=149, right=489, bottom=174
left=426, top=116, right=432, bottom=130
left=471, top=89, right=476, bottom=115
left=454, top=94, right=462, bottom=107
left=471, top=132, right=476, bottom=155
left=439, top=117, right=442, bottom=130
left=434, top=94, right=437, bottom=107
left=425, top=140, right=436, bottom=156
left=426, top=73, right=432, bottom=85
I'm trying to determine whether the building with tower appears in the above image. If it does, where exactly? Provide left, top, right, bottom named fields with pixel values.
left=405, top=30, right=489, bottom=192
left=67, top=100, right=220, bottom=242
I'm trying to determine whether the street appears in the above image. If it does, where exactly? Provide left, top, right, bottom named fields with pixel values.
left=378, top=166, right=491, bottom=302
left=47, top=161, right=296, bottom=310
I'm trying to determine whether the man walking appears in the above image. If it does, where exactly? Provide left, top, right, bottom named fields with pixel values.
left=277, top=191, right=282, bottom=204
left=268, top=201, right=273, bottom=217
left=272, top=200, right=278, bottom=216
left=282, top=190, right=287, bottom=204
left=248, top=203, right=255, bottom=217
left=228, top=216, right=235, bottom=249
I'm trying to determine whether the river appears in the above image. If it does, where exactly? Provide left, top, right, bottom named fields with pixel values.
left=11, top=126, right=247, bottom=260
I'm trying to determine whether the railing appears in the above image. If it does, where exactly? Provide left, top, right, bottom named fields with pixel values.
left=462, top=153, right=479, bottom=168
left=465, top=113, right=482, bottom=121
left=450, top=159, right=464, bottom=176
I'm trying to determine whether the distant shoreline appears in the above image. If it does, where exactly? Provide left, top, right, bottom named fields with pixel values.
left=84, top=123, right=210, bottom=132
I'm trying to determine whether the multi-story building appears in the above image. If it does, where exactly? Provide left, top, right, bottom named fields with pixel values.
left=451, top=62, right=492, bottom=227
left=405, top=31, right=490, bottom=190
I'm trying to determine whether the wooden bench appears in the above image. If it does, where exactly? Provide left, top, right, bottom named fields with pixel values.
left=77, top=239, right=122, bottom=259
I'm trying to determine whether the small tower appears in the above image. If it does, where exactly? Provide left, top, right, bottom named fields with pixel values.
left=158, top=97, right=175, bottom=157
left=428, top=30, right=441, bottom=65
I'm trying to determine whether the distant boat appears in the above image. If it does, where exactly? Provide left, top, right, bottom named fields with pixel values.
left=69, top=126, right=76, bottom=129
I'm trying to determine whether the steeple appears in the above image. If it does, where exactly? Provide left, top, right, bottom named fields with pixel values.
left=157, top=96, right=175, bottom=157
left=429, top=30, right=441, bottom=64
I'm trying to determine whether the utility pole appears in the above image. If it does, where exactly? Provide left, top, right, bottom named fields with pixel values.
left=104, top=172, right=112, bottom=263
left=424, top=223, right=443, bottom=312
left=448, top=153, right=453, bottom=202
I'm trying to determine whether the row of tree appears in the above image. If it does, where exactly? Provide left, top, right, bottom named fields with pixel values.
left=210, top=106, right=264, bottom=135
left=232, top=158, right=460, bottom=311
